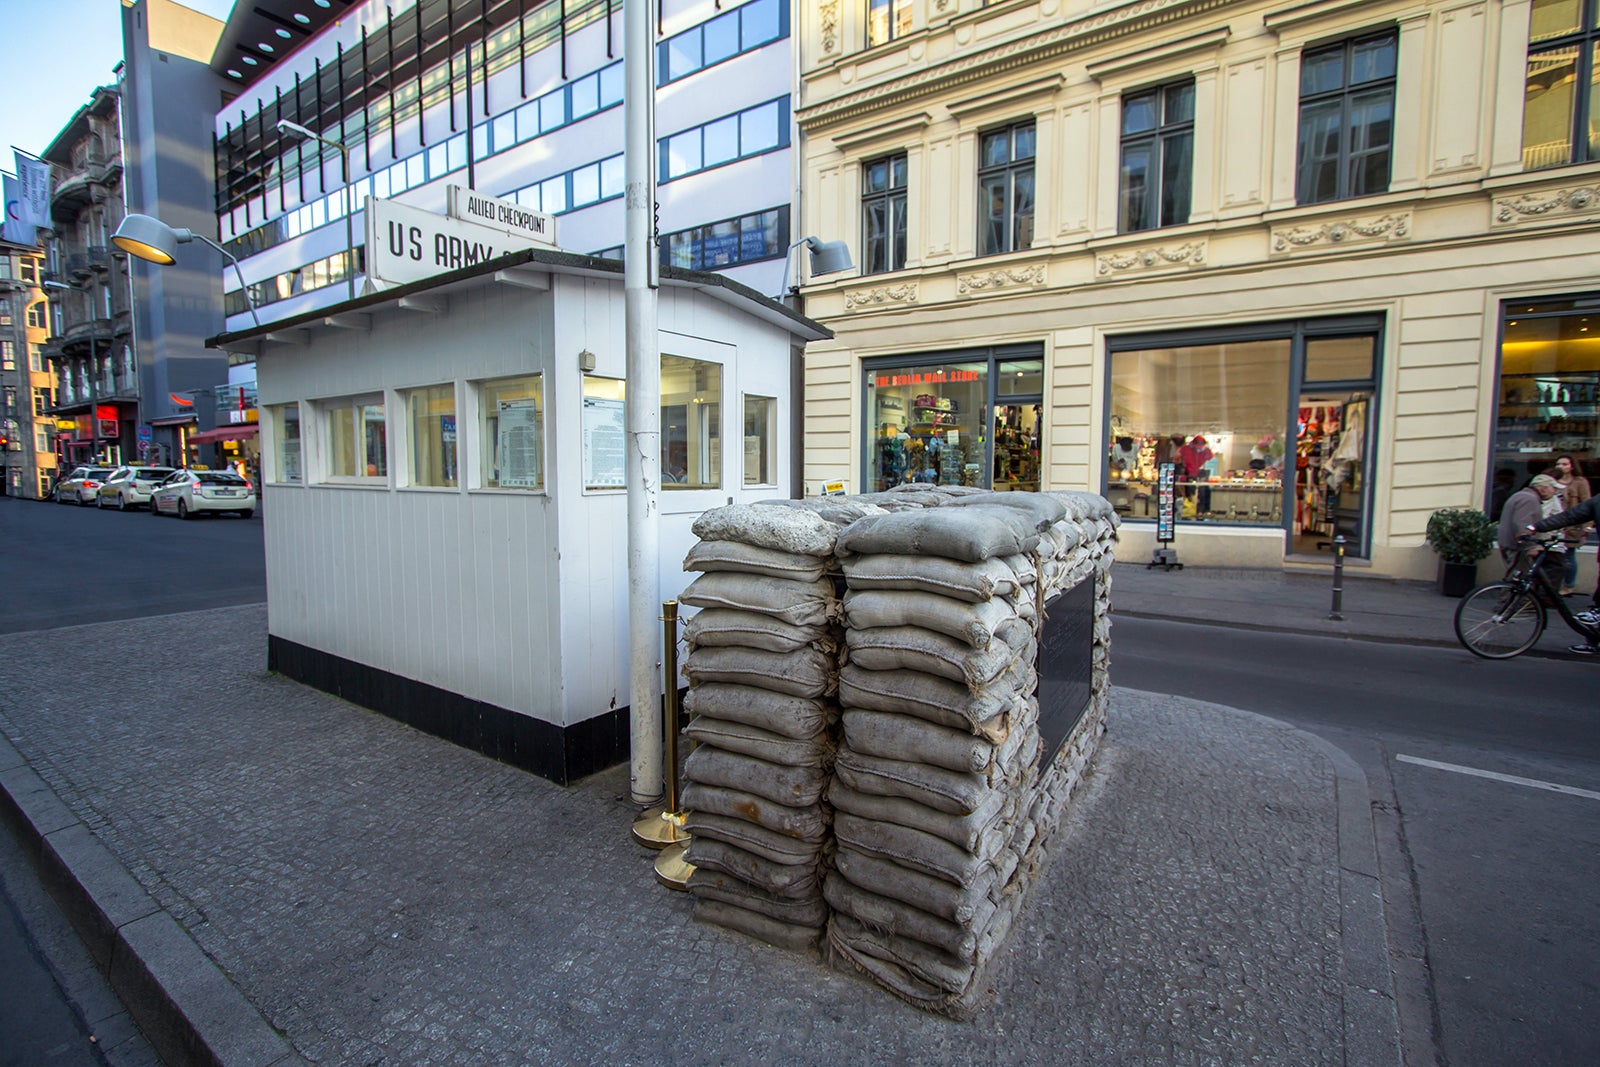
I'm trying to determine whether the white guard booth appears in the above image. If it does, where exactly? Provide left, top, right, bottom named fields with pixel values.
left=212, top=245, right=830, bottom=784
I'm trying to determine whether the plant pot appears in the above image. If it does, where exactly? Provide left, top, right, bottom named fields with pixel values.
left=1437, top=560, right=1480, bottom=598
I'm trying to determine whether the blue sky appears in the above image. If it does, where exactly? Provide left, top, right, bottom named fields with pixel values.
left=2, top=0, right=235, bottom=160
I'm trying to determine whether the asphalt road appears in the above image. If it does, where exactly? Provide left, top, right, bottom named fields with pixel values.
left=1115, top=614, right=1599, bottom=1067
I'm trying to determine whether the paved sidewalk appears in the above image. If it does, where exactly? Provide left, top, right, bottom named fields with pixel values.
left=0, top=603, right=1398, bottom=1066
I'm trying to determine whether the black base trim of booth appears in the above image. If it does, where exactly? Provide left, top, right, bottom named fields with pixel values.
left=267, top=635, right=629, bottom=785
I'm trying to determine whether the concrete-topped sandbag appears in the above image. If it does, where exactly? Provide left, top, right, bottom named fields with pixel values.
left=835, top=504, right=1042, bottom=561
left=683, top=539, right=834, bottom=582
left=944, top=491, right=1067, bottom=530
left=753, top=496, right=888, bottom=526
left=692, top=503, right=841, bottom=556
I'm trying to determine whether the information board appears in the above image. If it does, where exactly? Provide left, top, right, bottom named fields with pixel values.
left=497, top=401, right=540, bottom=488
left=1156, top=462, right=1177, bottom=543
left=582, top=396, right=626, bottom=489
left=1036, top=577, right=1094, bottom=770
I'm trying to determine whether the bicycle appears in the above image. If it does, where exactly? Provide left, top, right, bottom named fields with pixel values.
left=1454, top=535, right=1600, bottom=659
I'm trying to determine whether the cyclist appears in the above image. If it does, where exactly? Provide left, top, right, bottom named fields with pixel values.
left=1500, top=475, right=1564, bottom=582
left=1527, top=486, right=1600, bottom=656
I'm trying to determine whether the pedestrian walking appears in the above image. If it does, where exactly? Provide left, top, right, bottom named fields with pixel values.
left=1542, top=455, right=1592, bottom=596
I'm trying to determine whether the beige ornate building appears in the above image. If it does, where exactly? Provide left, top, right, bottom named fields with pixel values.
left=794, top=0, right=1600, bottom=579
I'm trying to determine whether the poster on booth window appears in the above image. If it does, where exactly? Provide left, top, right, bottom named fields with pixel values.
left=496, top=401, right=540, bottom=488
left=582, top=396, right=626, bottom=489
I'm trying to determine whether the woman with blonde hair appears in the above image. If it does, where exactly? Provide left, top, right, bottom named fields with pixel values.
left=1544, top=454, right=1593, bottom=596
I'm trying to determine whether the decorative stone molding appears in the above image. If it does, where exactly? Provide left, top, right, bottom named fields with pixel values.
left=844, top=284, right=920, bottom=310
left=819, top=0, right=839, bottom=55
left=956, top=264, right=1047, bottom=295
left=1095, top=241, right=1207, bottom=276
left=1270, top=212, right=1411, bottom=253
left=1492, top=185, right=1600, bottom=225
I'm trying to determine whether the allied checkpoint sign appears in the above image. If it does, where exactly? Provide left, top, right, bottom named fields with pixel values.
left=365, top=193, right=556, bottom=290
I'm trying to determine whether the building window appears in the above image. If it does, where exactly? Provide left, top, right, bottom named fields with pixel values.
left=34, top=388, right=51, bottom=415
left=404, top=384, right=458, bottom=488
left=663, top=207, right=789, bottom=271
left=0, top=341, right=13, bottom=371
left=29, top=345, right=43, bottom=373
left=324, top=395, right=387, bottom=480
left=978, top=122, right=1036, bottom=256
left=1295, top=31, right=1397, bottom=205
left=1522, top=0, right=1600, bottom=168
left=478, top=374, right=544, bottom=491
left=660, top=0, right=786, bottom=85
left=272, top=403, right=301, bottom=482
left=743, top=395, right=778, bottom=485
left=660, top=99, right=789, bottom=183
left=27, top=302, right=45, bottom=328
left=661, top=354, right=721, bottom=489
left=1119, top=80, right=1195, bottom=233
left=862, top=154, right=908, bottom=274
left=3, top=386, right=14, bottom=413
left=505, top=153, right=625, bottom=216
left=36, top=427, right=50, bottom=453
left=19, top=259, right=37, bottom=283
left=867, top=0, right=912, bottom=48
left=1492, top=296, right=1600, bottom=518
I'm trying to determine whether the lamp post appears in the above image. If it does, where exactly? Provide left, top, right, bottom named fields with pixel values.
left=111, top=213, right=260, bottom=328
left=43, top=278, right=99, bottom=463
left=776, top=236, right=854, bottom=301
left=276, top=120, right=356, bottom=303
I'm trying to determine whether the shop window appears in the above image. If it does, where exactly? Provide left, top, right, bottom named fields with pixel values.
left=1521, top=0, right=1600, bottom=168
left=324, top=395, right=386, bottom=481
left=478, top=374, right=544, bottom=491
left=272, top=403, right=301, bottom=482
left=582, top=375, right=626, bottom=491
left=978, top=122, right=1035, bottom=256
left=1107, top=340, right=1292, bottom=526
left=866, top=360, right=989, bottom=490
left=1492, top=297, right=1600, bottom=521
left=661, top=354, right=722, bottom=489
left=744, top=395, right=778, bottom=485
left=862, top=154, right=908, bottom=274
left=1295, top=30, right=1397, bottom=205
left=867, top=0, right=912, bottom=48
left=404, top=384, right=458, bottom=488
left=1118, top=80, right=1195, bottom=233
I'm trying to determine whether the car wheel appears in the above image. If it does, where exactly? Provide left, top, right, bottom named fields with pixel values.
left=177, top=500, right=190, bottom=520
left=151, top=499, right=162, bottom=516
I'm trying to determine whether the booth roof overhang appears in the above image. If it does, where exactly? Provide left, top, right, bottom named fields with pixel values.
left=207, top=246, right=834, bottom=358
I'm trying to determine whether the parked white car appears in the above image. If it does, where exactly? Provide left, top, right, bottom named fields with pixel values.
left=151, top=469, right=256, bottom=519
left=54, top=466, right=116, bottom=505
left=96, top=466, right=176, bottom=510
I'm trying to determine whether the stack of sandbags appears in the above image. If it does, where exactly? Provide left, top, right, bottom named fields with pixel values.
left=677, top=504, right=848, bottom=952
left=824, top=501, right=1060, bottom=1016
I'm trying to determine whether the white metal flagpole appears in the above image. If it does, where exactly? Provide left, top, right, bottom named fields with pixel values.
left=623, top=0, right=663, bottom=805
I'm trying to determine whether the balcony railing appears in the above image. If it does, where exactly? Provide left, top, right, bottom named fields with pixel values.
left=66, top=247, right=110, bottom=278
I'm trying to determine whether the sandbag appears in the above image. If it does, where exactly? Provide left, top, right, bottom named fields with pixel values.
left=944, top=492, right=1067, bottom=530
left=753, top=497, right=888, bottom=526
left=824, top=873, right=990, bottom=959
left=681, top=782, right=828, bottom=842
left=684, top=812, right=826, bottom=866
left=683, top=539, right=832, bottom=582
left=844, top=624, right=1031, bottom=690
left=833, top=746, right=995, bottom=816
left=683, top=684, right=833, bottom=740
left=842, top=589, right=1020, bottom=650
left=691, top=504, right=839, bottom=556
left=689, top=868, right=828, bottom=927
left=841, top=708, right=996, bottom=774
left=679, top=572, right=838, bottom=628
left=835, top=506, right=1041, bottom=562
left=683, top=608, right=829, bottom=654
left=683, top=645, right=834, bottom=699
left=697, top=898, right=823, bottom=952
left=683, top=836, right=821, bottom=895
left=841, top=555, right=1023, bottom=602
left=834, top=812, right=1001, bottom=887
left=685, top=745, right=827, bottom=808
left=828, top=779, right=1006, bottom=852
left=830, top=913, right=973, bottom=997
left=837, top=665, right=1016, bottom=741
left=685, top=716, right=834, bottom=769
left=833, top=845, right=998, bottom=925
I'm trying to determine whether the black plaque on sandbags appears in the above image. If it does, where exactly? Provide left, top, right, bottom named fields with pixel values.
left=1037, top=576, right=1094, bottom=769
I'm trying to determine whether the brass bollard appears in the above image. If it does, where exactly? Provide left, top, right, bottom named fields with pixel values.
left=632, top=602, right=695, bottom=890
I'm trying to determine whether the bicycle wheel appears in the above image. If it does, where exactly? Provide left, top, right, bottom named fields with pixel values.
left=1455, top=582, right=1545, bottom=659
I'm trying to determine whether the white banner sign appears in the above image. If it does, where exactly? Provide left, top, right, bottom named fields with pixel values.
left=447, top=186, right=556, bottom=247
left=14, top=151, right=50, bottom=229
left=2, top=173, right=33, bottom=247
left=364, top=196, right=549, bottom=289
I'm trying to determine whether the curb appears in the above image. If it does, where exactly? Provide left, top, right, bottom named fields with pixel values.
left=0, top=735, right=303, bottom=1067
left=1119, top=690, right=1405, bottom=1067
left=1110, top=606, right=1465, bottom=650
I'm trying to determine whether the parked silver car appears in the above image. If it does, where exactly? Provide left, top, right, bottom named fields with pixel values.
left=96, top=465, right=177, bottom=510
left=54, top=465, right=116, bottom=504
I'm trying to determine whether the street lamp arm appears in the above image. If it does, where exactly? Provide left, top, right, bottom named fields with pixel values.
left=184, top=231, right=261, bottom=329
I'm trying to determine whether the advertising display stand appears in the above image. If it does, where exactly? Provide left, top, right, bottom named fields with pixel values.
left=1148, top=463, right=1183, bottom=570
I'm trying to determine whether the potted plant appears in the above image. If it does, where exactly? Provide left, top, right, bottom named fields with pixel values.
left=1425, top=508, right=1496, bottom=597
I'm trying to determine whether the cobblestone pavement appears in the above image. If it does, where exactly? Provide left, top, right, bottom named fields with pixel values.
left=0, top=604, right=1368, bottom=1065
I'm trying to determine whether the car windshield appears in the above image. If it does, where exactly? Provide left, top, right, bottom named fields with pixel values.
left=88, top=468, right=114, bottom=478
left=134, top=468, right=173, bottom=480
left=196, top=472, right=248, bottom=485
